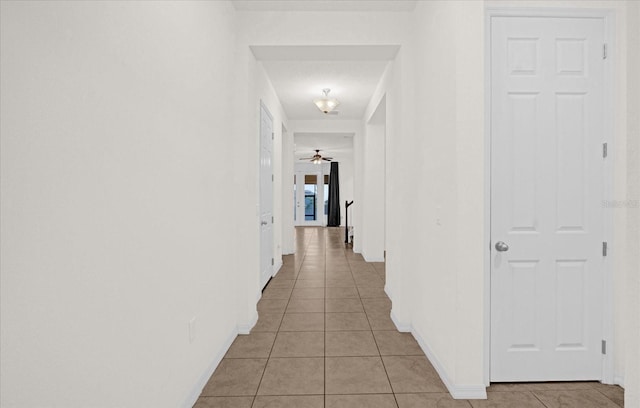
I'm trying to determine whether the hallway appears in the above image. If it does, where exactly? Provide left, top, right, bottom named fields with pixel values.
left=193, top=228, right=624, bottom=408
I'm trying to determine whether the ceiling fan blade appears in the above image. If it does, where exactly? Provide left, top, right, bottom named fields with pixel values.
left=322, top=158, right=332, bottom=161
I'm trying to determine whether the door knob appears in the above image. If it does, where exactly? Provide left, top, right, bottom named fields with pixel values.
left=495, top=241, right=509, bottom=252
left=261, top=221, right=267, bottom=226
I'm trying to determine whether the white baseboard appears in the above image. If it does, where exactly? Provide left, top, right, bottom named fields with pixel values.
left=411, top=326, right=488, bottom=399
left=390, top=309, right=412, bottom=332
left=237, top=311, right=258, bottom=335
left=614, top=375, right=625, bottom=388
left=362, top=253, right=385, bottom=262
left=389, top=310, right=488, bottom=400
left=182, top=328, right=238, bottom=408
left=384, top=285, right=393, bottom=300
left=273, top=258, right=283, bottom=276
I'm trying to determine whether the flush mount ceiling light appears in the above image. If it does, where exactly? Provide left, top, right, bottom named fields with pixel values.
left=313, top=88, right=340, bottom=114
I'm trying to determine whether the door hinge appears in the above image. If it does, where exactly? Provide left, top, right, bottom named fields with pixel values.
left=602, top=242, right=608, bottom=256
left=271, top=258, right=274, bottom=266
left=271, top=132, right=274, bottom=140
left=271, top=216, right=274, bottom=223
left=603, top=44, right=608, bottom=59
left=603, top=142, right=608, bottom=158
left=272, top=174, right=274, bottom=182
left=602, top=340, right=607, bottom=355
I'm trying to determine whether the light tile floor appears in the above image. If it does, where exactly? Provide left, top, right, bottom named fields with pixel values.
left=194, top=227, right=624, bottom=408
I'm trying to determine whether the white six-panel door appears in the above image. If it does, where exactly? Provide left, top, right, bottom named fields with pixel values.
left=490, top=16, right=606, bottom=381
left=260, top=104, right=274, bottom=290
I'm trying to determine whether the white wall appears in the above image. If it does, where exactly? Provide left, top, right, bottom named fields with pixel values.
left=281, top=125, right=295, bottom=254
left=362, top=98, right=387, bottom=261
left=233, top=52, right=289, bottom=331
left=624, top=2, right=640, bottom=406
left=381, top=1, right=487, bottom=398
left=0, top=1, right=241, bottom=407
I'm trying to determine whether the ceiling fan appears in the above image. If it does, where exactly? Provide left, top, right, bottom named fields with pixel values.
left=299, top=149, right=333, bottom=164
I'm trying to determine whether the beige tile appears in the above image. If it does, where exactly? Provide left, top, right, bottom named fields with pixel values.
left=201, top=358, right=267, bottom=396
left=291, top=287, right=325, bottom=299
left=355, top=276, right=386, bottom=288
left=286, top=298, right=324, bottom=313
left=326, top=356, right=392, bottom=394
left=525, top=382, right=597, bottom=391
left=252, top=313, right=283, bottom=332
left=257, top=299, right=288, bottom=314
left=326, top=313, right=371, bottom=331
left=272, top=271, right=297, bottom=281
left=468, top=392, right=546, bottom=408
left=326, top=278, right=357, bottom=288
left=362, top=298, right=392, bottom=313
left=271, top=331, right=324, bottom=357
left=533, top=389, right=622, bottom=408
left=295, top=279, right=325, bottom=288
left=326, top=298, right=364, bottom=312
left=261, top=287, right=292, bottom=300
left=298, top=272, right=325, bottom=280
left=279, top=312, right=324, bottom=332
left=257, top=357, right=324, bottom=395
left=325, top=394, right=398, bottom=408
left=395, top=393, right=472, bottom=408
left=326, top=267, right=352, bottom=274
left=225, top=333, right=276, bottom=358
left=382, top=356, right=446, bottom=393
left=591, top=383, right=624, bottom=407
left=252, top=395, right=324, bottom=408
left=326, top=331, right=379, bottom=357
left=267, top=279, right=295, bottom=289
left=366, top=312, right=397, bottom=331
left=486, top=383, right=532, bottom=392
left=300, top=266, right=324, bottom=273
left=193, top=396, right=254, bottom=408
left=326, top=286, right=360, bottom=299
left=373, top=331, right=423, bottom=356
left=357, top=286, right=389, bottom=299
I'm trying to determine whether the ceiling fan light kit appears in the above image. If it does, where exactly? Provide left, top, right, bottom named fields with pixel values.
left=314, top=88, right=340, bottom=114
left=300, top=149, right=334, bottom=164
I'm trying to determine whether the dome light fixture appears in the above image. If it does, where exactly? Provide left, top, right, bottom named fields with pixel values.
left=313, top=88, right=340, bottom=114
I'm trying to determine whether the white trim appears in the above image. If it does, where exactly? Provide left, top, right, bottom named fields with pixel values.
left=362, top=254, right=385, bottom=262
left=181, top=328, right=238, bottom=408
left=484, top=7, right=616, bottom=384
left=390, top=309, right=412, bottom=333
left=237, top=311, right=258, bottom=335
left=411, top=325, right=488, bottom=400
left=483, top=7, right=493, bottom=387
left=273, top=258, right=283, bottom=277
left=600, top=9, right=616, bottom=385
left=614, top=375, right=625, bottom=388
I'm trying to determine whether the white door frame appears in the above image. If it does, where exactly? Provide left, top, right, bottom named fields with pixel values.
left=260, top=100, right=274, bottom=289
left=483, top=7, right=615, bottom=385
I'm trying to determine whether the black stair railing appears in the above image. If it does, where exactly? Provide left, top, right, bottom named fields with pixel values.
left=345, top=200, right=354, bottom=244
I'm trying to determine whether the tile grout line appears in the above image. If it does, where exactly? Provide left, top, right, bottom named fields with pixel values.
left=251, top=227, right=312, bottom=407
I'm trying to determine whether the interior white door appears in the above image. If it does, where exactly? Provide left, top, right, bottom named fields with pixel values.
left=260, top=104, right=274, bottom=289
left=490, top=16, right=606, bottom=381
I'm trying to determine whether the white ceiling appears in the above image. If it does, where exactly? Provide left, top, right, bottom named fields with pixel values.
left=232, top=0, right=417, bottom=12
left=262, top=60, right=389, bottom=120
left=252, top=45, right=398, bottom=121
left=252, top=45, right=398, bottom=159
left=294, top=132, right=354, bottom=162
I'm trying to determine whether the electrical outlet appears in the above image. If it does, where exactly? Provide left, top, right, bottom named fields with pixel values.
left=189, top=317, right=196, bottom=343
